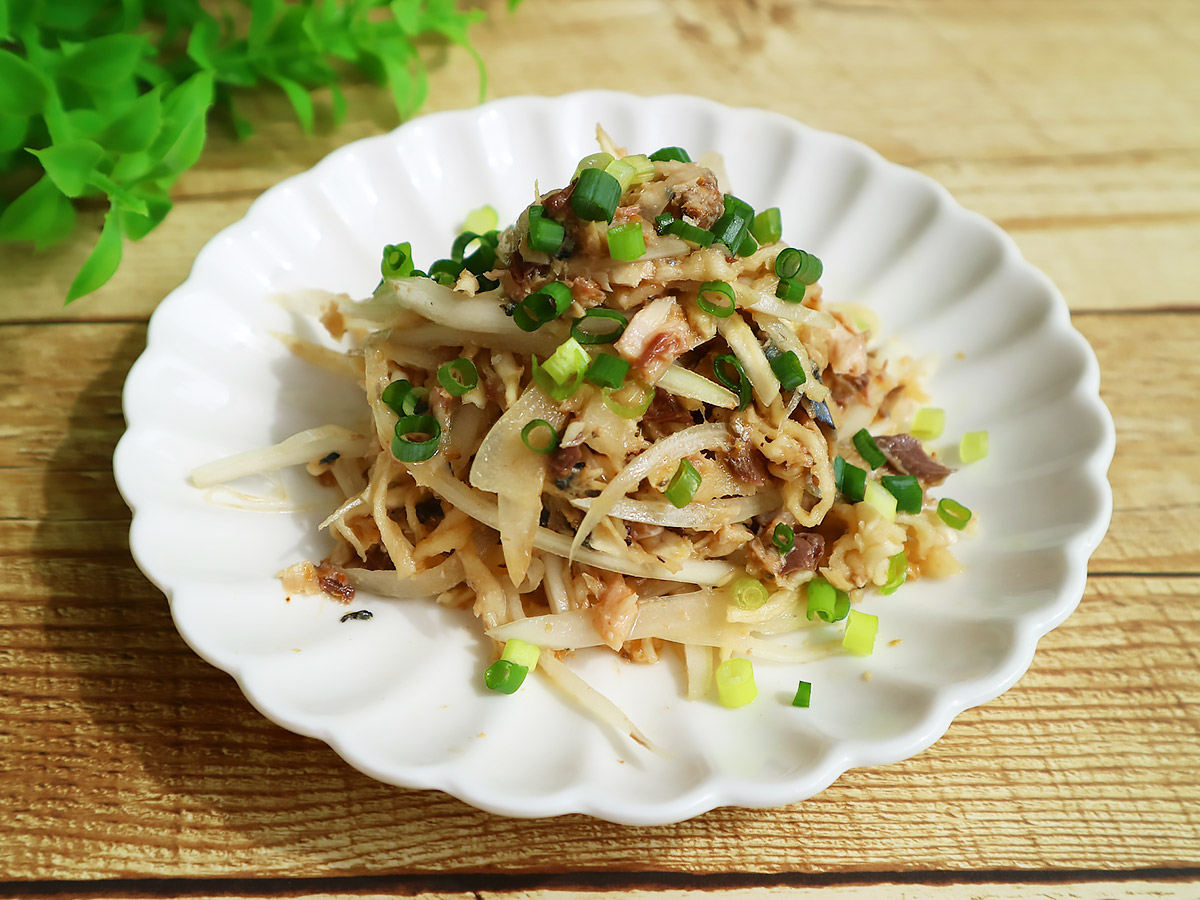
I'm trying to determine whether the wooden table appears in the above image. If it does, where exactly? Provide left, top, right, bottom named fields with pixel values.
left=3, top=0, right=1198, bottom=896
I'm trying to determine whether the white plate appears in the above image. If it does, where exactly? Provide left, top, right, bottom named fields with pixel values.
left=114, top=92, right=1115, bottom=824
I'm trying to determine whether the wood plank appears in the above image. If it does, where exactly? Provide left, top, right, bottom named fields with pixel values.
left=0, top=572, right=1197, bottom=878
left=2, top=313, right=1194, bottom=573
left=1, top=0, right=1197, bottom=322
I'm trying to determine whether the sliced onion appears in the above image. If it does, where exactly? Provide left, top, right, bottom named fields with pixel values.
left=189, top=425, right=367, bottom=488
left=537, top=653, right=666, bottom=755
left=656, top=365, right=738, bottom=409
left=571, top=491, right=779, bottom=529
left=345, top=557, right=465, bottom=599
left=738, top=284, right=836, bottom=329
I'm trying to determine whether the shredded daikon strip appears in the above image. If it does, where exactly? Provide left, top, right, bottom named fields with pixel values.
left=272, top=332, right=363, bottom=380
left=537, top=653, right=666, bottom=755
left=737, top=284, right=836, bottom=329
left=756, top=318, right=831, bottom=404
left=715, top=312, right=779, bottom=407
left=346, top=556, right=465, bottom=599
left=571, top=492, right=778, bottom=529
left=571, top=422, right=732, bottom=557
left=408, top=460, right=736, bottom=584
left=656, top=365, right=737, bottom=409
left=189, top=425, right=368, bottom=488
left=683, top=643, right=714, bottom=701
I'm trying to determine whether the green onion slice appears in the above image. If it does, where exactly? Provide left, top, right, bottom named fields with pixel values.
left=772, top=523, right=795, bottom=554
left=937, top=497, right=973, bottom=530
left=654, top=213, right=675, bottom=234
left=775, top=247, right=803, bottom=280
left=571, top=308, right=628, bottom=344
left=852, top=429, right=886, bottom=469
left=775, top=277, right=808, bottom=303
left=769, top=350, right=807, bottom=391
left=649, top=146, right=691, bottom=163
left=736, top=230, right=758, bottom=258
left=428, top=258, right=464, bottom=285
left=571, top=167, right=622, bottom=223
left=715, top=657, right=757, bottom=708
left=532, top=357, right=584, bottom=403
left=528, top=205, right=566, bottom=255
left=842, top=609, right=879, bottom=656
left=879, top=550, right=908, bottom=595
left=483, top=658, right=528, bottom=694
left=514, top=281, right=573, bottom=332
left=500, top=638, right=541, bottom=672
left=960, top=430, right=989, bottom=463
left=381, top=242, right=414, bottom=279
left=664, top=458, right=701, bottom=508
left=792, top=680, right=812, bottom=708
left=462, top=205, right=498, bottom=235
left=730, top=576, right=769, bottom=611
left=625, top=154, right=655, bottom=184
left=605, top=157, right=636, bottom=193
left=606, top=222, right=646, bottom=261
left=807, top=578, right=851, bottom=624
left=833, top=455, right=845, bottom=488
left=696, top=281, right=736, bottom=318
left=713, top=353, right=753, bottom=411
left=520, top=419, right=560, bottom=455
left=839, top=461, right=867, bottom=503
left=667, top=218, right=716, bottom=247
left=542, top=337, right=589, bottom=385
left=391, top=414, right=441, bottom=463
left=585, top=352, right=630, bottom=389
left=602, top=379, right=654, bottom=419
left=864, top=480, right=898, bottom=521
left=709, top=194, right=753, bottom=253
left=751, top=208, right=782, bottom=245
left=381, top=378, right=424, bottom=416
left=911, top=407, right=945, bottom=441
left=881, top=474, right=923, bottom=514
left=436, top=358, right=478, bottom=396
left=572, top=152, right=614, bottom=179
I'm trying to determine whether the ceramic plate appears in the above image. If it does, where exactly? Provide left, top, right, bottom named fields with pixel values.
left=113, top=91, right=1114, bottom=824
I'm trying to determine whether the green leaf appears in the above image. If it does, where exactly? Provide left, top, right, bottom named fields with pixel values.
left=272, top=75, right=314, bottom=134
left=87, top=171, right=148, bottom=216
left=0, top=113, right=28, bottom=153
left=248, top=0, right=278, bottom=52
left=118, top=187, right=171, bottom=241
left=187, top=13, right=219, bottom=70
left=0, top=48, right=49, bottom=117
left=329, top=82, right=347, bottom=129
left=0, top=0, right=10, bottom=42
left=29, top=139, right=104, bottom=198
left=0, top=176, right=74, bottom=244
left=99, top=87, right=162, bottom=153
left=35, top=186, right=77, bottom=250
left=36, top=0, right=110, bottom=33
left=58, top=34, right=150, bottom=90
left=149, top=72, right=213, bottom=177
left=66, top=206, right=123, bottom=303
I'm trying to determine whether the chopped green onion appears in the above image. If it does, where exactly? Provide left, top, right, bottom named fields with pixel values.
left=775, top=277, right=808, bottom=303
left=664, top=217, right=716, bottom=247
left=772, top=523, right=795, bottom=554
left=654, top=213, right=675, bottom=234
left=541, top=337, right=590, bottom=387
left=937, top=498, right=973, bottom=530
left=450, top=231, right=481, bottom=262
left=664, top=458, right=701, bottom=508
left=571, top=167, right=622, bottom=223
left=437, top=358, right=478, bottom=396
left=462, top=204, right=498, bottom=235
left=624, top=154, right=655, bottom=184
left=853, top=429, right=887, bottom=469
left=602, top=380, right=654, bottom=418
left=792, top=680, right=812, bottom=708
left=960, top=430, right=989, bottom=463
left=381, top=242, right=414, bottom=279
left=806, top=578, right=851, bottom=623
left=715, top=657, right=757, bottom=708
left=513, top=282, right=573, bottom=332
left=881, top=474, right=923, bottom=514
left=775, top=247, right=822, bottom=284
left=864, top=480, right=898, bottom=520
left=879, top=550, right=907, bottom=595
left=769, top=350, right=807, bottom=391
left=649, top=146, right=691, bottom=163
left=571, top=308, right=628, bottom=345
left=585, top=352, right=629, bottom=389
left=730, top=576, right=769, bottom=611
left=532, top=356, right=584, bottom=402
left=462, top=239, right=497, bottom=276
left=382, top=379, right=427, bottom=416
left=696, top=281, right=736, bottom=318
left=751, top=208, right=782, bottom=244
left=528, top=206, right=566, bottom=255
left=500, top=638, right=541, bottom=672
left=839, top=461, right=867, bottom=503
left=484, top=659, right=527, bottom=694
left=428, top=258, right=464, bottom=285
left=713, top=353, right=753, bottom=411
left=520, top=419, right=560, bottom=455
left=736, top=230, right=758, bottom=257
left=709, top=194, right=753, bottom=254
left=606, top=222, right=646, bottom=261
left=911, top=407, right=945, bottom=441
left=604, top=157, right=636, bottom=193
left=391, top=414, right=441, bottom=463
left=573, top=152, right=614, bottom=179
left=833, top=455, right=845, bottom=488
left=842, top=609, right=878, bottom=656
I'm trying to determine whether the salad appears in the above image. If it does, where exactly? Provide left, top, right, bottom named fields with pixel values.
left=191, top=128, right=983, bottom=747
